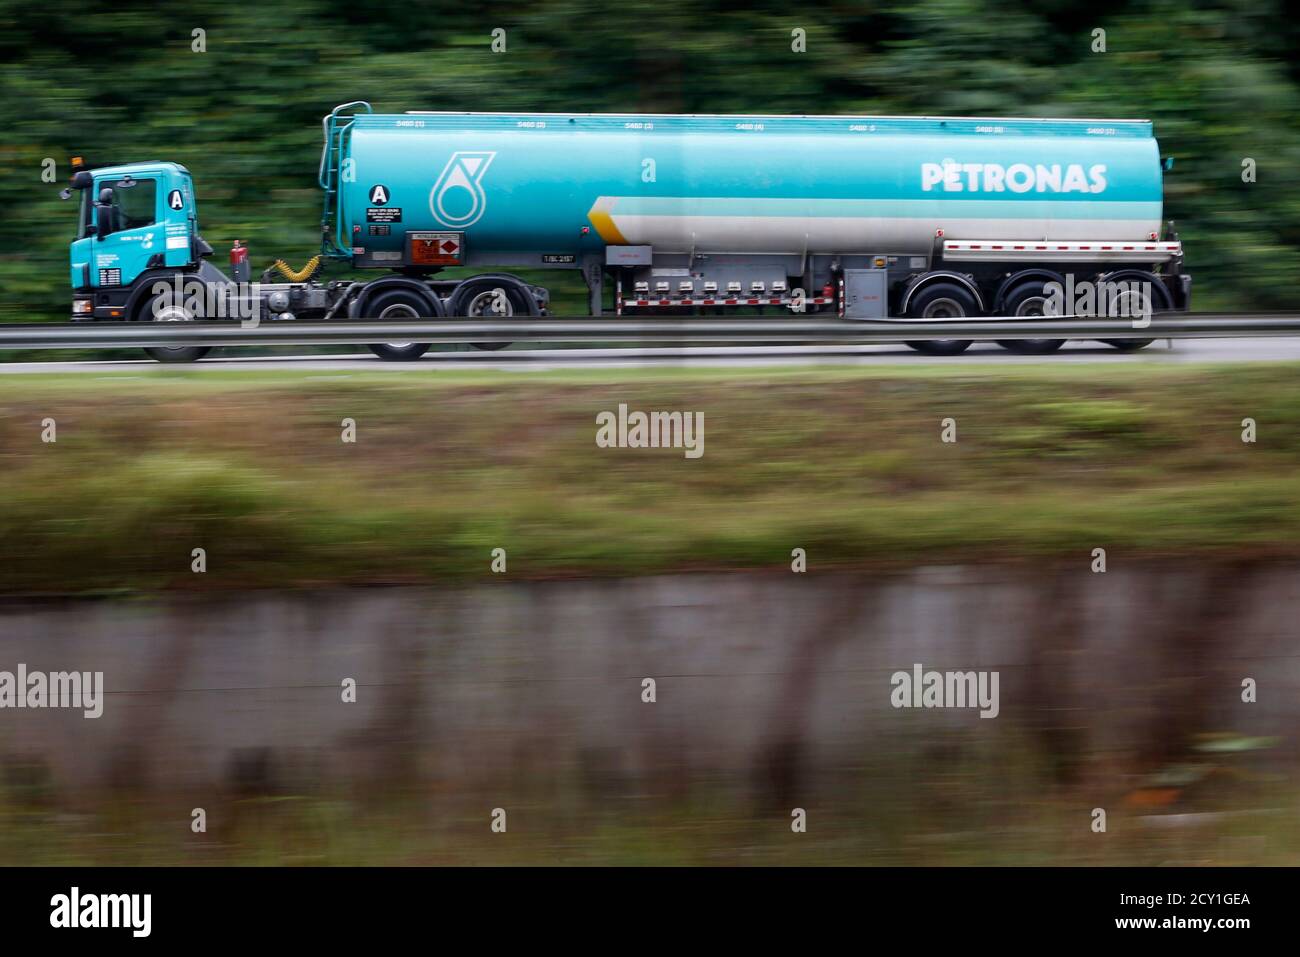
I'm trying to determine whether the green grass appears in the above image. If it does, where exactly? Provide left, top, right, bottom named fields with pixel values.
left=2, top=362, right=1299, bottom=595
left=4, top=782, right=1297, bottom=866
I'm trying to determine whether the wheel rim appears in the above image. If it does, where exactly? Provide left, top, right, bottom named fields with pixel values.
left=1099, top=286, right=1157, bottom=348
left=922, top=298, right=963, bottom=320
left=466, top=290, right=515, bottom=318
left=1109, top=289, right=1151, bottom=323
left=152, top=302, right=197, bottom=353
left=920, top=297, right=967, bottom=347
left=1015, top=296, right=1058, bottom=349
left=379, top=302, right=419, bottom=348
left=1016, top=296, right=1048, bottom=318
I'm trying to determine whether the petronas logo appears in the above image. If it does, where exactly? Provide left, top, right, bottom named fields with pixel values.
left=430, top=151, right=496, bottom=228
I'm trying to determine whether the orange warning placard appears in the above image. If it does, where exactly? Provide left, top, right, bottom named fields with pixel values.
left=408, top=231, right=463, bottom=266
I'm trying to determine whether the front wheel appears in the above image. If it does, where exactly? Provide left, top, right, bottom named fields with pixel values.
left=140, top=292, right=212, bottom=363
left=368, top=342, right=431, bottom=361
left=905, top=283, right=976, bottom=356
left=363, top=289, right=434, bottom=361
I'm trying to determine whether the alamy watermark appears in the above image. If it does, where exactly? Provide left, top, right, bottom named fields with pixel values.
left=0, top=664, right=104, bottom=718
left=1043, top=275, right=1155, bottom=328
left=50, top=887, right=150, bottom=937
left=150, top=276, right=262, bottom=328
left=596, top=403, right=704, bottom=458
left=890, top=663, right=1000, bottom=718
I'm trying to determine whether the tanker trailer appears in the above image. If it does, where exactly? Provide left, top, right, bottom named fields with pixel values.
left=64, top=102, right=1189, bottom=361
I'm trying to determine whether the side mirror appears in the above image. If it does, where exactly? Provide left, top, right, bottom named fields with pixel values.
left=94, top=187, right=115, bottom=240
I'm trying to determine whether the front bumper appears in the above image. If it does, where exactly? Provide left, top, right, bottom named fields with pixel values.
left=71, top=297, right=131, bottom=321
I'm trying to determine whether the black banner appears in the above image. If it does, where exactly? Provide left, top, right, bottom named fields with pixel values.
left=0, top=867, right=1276, bottom=943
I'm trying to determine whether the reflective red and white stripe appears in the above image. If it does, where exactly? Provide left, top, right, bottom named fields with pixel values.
left=942, top=239, right=1182, bottom=262
left=619, top=296, right=834, bottom=308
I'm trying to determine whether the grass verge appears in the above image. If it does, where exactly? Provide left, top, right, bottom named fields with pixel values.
left=1, top=363, right=1298, bottom=594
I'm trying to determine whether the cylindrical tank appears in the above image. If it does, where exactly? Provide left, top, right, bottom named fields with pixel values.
left=340, top=113, right=1163, bottom=259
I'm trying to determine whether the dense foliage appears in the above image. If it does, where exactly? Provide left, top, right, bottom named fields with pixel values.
left=1, top=0, right=1297, bottom=318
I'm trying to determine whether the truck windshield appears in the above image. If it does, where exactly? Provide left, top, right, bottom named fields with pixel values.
left=78, top=189, right=90, bottom=238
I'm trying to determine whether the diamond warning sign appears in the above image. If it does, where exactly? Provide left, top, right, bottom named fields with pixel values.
left=408, top=231, right=463, bottom=266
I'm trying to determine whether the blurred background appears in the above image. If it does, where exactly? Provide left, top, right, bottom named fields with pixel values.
left=1, top=0, right=1299, bottom=320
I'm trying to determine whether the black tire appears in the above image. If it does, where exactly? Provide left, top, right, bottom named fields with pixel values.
left=996, top=281, right=1065, bottom=354
left=140, top=291, right=212, bottom=363
left=1100, top=274, right=1169, bottom=351
left=1108, top=339, right=1154, bottom=352
left=368, top=342, right=431, bottom=361
left=450, top=280, right=535, bottom=351
left=361, top=288, right=435, bottom=361
left=905, top=283, right=977, bottom=356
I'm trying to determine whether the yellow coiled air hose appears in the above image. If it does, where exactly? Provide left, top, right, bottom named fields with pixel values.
left=270, top=256, right=323, bottom=282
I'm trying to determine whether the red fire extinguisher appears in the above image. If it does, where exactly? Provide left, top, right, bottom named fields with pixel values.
left=230, top=240, right=250, bottom=284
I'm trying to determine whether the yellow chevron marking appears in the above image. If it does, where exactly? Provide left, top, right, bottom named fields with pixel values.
left=587, top=198, right=629, bottom=245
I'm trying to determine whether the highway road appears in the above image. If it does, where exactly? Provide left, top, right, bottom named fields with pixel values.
left=5, top=336, right=1300, bottom=373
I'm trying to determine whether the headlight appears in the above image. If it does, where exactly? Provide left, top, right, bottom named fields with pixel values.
left=72, top=299, right=93, bottom=315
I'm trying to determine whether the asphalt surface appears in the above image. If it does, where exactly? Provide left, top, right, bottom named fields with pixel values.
left=4, top=336, right=1300, bottom=372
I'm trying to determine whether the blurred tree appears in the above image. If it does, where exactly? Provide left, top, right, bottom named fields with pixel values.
left=0, top=0, right=1296, bottom=319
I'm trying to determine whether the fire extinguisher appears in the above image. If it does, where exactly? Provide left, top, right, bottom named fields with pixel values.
left=230, top=240, right=250, bottom=284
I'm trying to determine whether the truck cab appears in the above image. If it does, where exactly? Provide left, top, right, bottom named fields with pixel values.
left=66, top=160, right=202, bottom=320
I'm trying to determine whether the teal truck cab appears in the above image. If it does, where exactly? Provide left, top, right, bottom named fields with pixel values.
left=59, top=132, right=549, bottom=362
left=66, top=158, right=210, bottom=321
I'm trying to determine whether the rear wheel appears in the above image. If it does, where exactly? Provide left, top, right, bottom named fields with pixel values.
left=905, top=283, right=976, bottom=356
left=141, top=292, right=212, bottom=363
left=364, top=290, right=434, bottom=361
left=996, top=282, right=1065, bottom=354
left=1100, top=275, right=1167, bottom=351
left=450, top=281, right=535, bottom=351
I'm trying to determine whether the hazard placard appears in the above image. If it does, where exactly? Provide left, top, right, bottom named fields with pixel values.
left=408, top=231, right=463, bottom=266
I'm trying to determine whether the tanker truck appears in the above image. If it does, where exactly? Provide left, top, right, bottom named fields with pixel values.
left=61, top=100, right=1189, bottom=362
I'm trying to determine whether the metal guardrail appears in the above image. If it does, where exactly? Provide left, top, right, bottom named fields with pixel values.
left=3, top=313, right=1300, bottom=350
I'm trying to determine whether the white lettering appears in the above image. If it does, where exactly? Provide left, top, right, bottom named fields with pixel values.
left=923, top=161, right=1109, bottom=194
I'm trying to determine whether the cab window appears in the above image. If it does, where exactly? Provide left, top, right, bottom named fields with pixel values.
left=110, top=178, right=157, bottom=230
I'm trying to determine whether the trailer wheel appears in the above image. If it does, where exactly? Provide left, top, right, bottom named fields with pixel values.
left=1102, top=299, right=1157, bottom=349
left=905, top=283, right=976, bottom=356
left=140, top=292, right=212, bottom=363
left=450, top=281, right=532, bottom=351
left=364, top=290, right=432, bottom=361
left=996, top=282, right=1065, bottom=354
left=1100, top=273, right=1167, bottom=351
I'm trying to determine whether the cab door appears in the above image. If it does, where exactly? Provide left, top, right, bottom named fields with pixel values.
left=162, top=173, right=196, bottom=268
left=89, top=174, right=160, bottom=288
